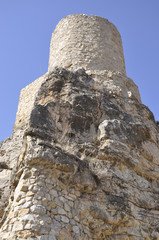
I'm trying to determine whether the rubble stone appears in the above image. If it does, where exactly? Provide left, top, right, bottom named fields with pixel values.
left=0, top=14, right=159, bottom=240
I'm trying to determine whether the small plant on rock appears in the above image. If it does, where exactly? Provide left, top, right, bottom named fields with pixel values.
left=0, top=140, right=4, bottom=147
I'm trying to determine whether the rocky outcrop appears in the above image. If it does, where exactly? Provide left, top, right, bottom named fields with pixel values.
left=0, top=14, right=159, bottom=240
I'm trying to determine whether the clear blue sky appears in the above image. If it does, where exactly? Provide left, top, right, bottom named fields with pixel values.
left=0, top=0, right=159, bottom=141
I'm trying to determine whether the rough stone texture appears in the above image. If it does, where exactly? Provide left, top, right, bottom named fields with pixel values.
left=0, top=14, right=159, bottom=240
left=14, top=73, right=48, bottom=129
left=49, top=14, right=126, bottom=74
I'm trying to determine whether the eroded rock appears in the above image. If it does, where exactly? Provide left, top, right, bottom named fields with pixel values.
left=0, top=14, right=159, bottom=240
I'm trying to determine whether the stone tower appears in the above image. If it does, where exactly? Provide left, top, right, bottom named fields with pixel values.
left=0, top=14, right=159, bottom=240
left=49, top=15, right=126, bottom=74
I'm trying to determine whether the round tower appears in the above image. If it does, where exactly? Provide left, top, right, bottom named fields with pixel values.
left=48, top=14, right=126, bottom=74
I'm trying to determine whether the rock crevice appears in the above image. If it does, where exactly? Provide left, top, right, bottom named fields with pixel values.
left=0, top=15, right=159, bottom=240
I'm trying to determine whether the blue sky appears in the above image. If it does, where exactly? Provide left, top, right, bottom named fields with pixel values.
left=0, top=0, right=159, bottom=141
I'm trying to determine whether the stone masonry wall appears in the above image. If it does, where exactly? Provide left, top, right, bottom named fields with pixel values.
left=14, top=74, right=47, bottom=130
left=1, top=66, right=159, bottom=239
left=0, top=162, right=102, bottom=240
left=48, top=14, right=126, bottom=74
left=0, top=165, right=89, bottom=239
left=14, top=14, right=129, bottom=131
left=14, top=69, right=141, bottom=130
left=1, top=14, right=159, bottom=240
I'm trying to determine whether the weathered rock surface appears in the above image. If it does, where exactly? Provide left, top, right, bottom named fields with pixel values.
left=0, top=14, right=159, bottom=240
left=49, top=14, right=126, bottom=74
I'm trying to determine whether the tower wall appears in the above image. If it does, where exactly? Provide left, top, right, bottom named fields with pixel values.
left=48, top=14, right=126, bottom=74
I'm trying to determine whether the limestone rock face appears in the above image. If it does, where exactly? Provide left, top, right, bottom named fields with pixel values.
left=1, top=14, right=159, bottom=240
